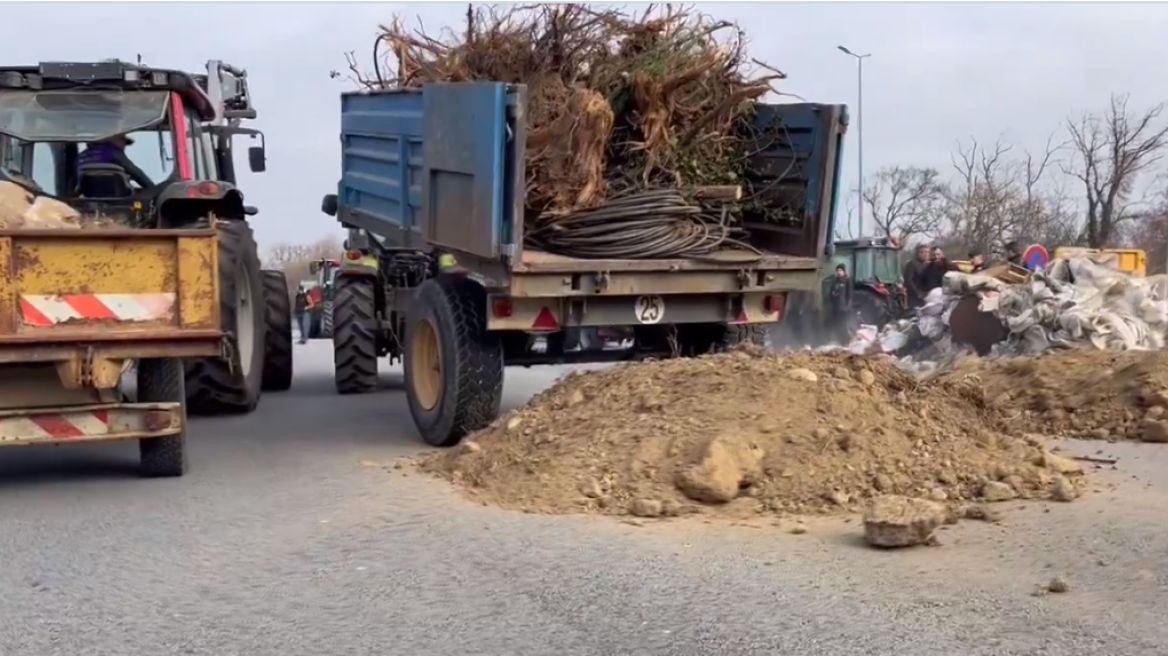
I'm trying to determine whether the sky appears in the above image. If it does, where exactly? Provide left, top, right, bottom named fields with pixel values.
left=3, top=1, right=1167, bottom=250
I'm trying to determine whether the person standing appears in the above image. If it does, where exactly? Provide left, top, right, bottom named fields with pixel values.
left=902, top=244, right=930, bottom=310
left=920, top=246, right=955, bottom=293
left=829, top=263, right=853, bottom=342
left=294, top=285, right=311, bottom=345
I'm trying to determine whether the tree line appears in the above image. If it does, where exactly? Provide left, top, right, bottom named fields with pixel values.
left=850, top=93, right=1168, bottom=272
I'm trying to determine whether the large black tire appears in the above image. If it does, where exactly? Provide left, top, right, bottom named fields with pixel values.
left=137, top=358, right=188, bottom=478
left=333, top=275, right=379, bottom=394
left=185, top=221, right=266, bottom=415
left=677, top=322, right=768, bottom=356
left=322, top=300, right=335, bottom=339
left=404, top=278, right=504, bottom=447
left=261, top=269, right=293, bottom=392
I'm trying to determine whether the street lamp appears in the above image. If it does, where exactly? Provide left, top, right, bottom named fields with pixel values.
left=838, top=45, right=870, bottom=237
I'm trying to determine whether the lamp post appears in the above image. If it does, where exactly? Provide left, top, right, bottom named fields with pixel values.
left=838, top=45, right=870, bottom=237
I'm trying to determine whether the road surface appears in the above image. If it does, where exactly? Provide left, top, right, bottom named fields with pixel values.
left=0, top=341, right=1165, bottom=656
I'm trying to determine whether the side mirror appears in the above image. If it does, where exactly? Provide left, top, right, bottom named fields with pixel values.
left=243, top=205, right=258, bottom=216
left=248, top=146, right=266, bottom=173
left=321, top=193, right=338, bottom=217
left=308, top=261, right=321, bottom=275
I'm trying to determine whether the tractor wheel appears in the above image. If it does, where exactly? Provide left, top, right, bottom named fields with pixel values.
left=852, top=288, right=895, bottom=330
left=260, top=269, right=293, bottom=392
left=185, top=220, right=266, bottom=416
left=404, top=278, right=503, bottom=447
left=137, top=358, right=188, bottom=478
left=322, top=300, right=335, bottom=339
left=333, top=275, right=379, bottom=394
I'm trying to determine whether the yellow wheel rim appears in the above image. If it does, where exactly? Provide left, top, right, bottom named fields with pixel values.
left=411, top=318, right=442, bottom=411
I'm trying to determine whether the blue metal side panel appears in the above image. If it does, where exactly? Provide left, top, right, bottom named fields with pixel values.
left=338, top=91, right=427, bottom=247
left=421, top=82, right=509, bottom=259
left=748, top=102, right=848, bottom=257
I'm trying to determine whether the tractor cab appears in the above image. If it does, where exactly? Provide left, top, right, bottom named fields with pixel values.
left=826, top=236, right=906, bottom=328
left=0, top=60, right=265, bottom=227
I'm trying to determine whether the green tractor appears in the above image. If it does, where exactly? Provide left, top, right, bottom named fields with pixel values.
left=827, top=236, right=906, bottom=329
left=780, top=236, right=905, bottom=345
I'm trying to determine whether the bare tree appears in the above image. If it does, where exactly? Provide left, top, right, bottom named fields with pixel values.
left=264, top=236, right=344, bottom=293
left=860, top=165, right=945, bottom=243
left=1065, top=94, right=1168, bottom=247
left=940, top=133, right=1072, bottom=254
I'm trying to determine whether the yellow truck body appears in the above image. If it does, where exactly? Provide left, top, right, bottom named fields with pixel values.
left=0, top=228, right=221, bottom=446
left=1053, top=247, right=1146, bottom=277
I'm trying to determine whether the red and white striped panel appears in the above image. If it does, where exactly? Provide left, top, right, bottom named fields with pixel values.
left=19, top=293, right=176, bottom=327
left=0, top=409, right=109, bottom=443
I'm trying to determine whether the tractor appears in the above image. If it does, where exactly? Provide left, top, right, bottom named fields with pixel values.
left=827, top=236, right=906, bottom=329
left=302, top=257, right=340, bottom=339
left=0, top=59, right=294, bottom=411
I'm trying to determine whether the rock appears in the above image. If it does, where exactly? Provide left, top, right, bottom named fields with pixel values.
left=785, top=368, right=818, bottom=383
left=862, top=495, right=949, bottom=548
left=1146, top=406, right=1165, bottom=420
left=506, top=416, right=523, bottom=432
left=789, top=522, right=807, bottom=535
left=962, top=504, right=1002, bottom=522
left=1039, top=452, right=1083, bottom=476
left=1047, top=576, right=1070, bottom=593
left=1051, top=476, right=1078, bottom=502
left=629, top=498, right=663, bottom=518
left=981, top=480, right=1017, bottom=502
left=459, top=440, right=482, bottom=455
left=831, top=366, right=851, bottom=380
left=1139, top=418, right=1168, bottom=443
left=565, top=389, right=586, bottom=407
left=674, top=435, right=764, bottom=504
left=857, top=370, right=876, bottom=386
left=928, top=488, right=949, bottom=502
left=578, top=478, right=604, bottom=499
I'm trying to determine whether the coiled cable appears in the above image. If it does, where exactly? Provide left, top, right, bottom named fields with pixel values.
left=525, top=189, right=762, bottom=261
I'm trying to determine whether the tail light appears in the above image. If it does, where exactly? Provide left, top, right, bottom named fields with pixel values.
left=764, top=294, right=785, bottom=314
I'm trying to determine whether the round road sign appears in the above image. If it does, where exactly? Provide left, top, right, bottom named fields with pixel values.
left=1022, top=244, right=1049, bottom=271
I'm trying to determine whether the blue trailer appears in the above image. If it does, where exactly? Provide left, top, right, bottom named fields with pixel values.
left=321, top=82, right=847, bottom=446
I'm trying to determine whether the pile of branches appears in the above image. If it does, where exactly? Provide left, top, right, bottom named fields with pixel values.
left=353, top=3, right=784, bottom=245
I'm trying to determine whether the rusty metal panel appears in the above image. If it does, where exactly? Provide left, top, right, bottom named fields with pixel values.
left=0, top=228, right=220, bottom=344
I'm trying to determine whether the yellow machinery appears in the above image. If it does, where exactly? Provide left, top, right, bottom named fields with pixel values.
left=1053, top=247, right=1146, bottom=277
left=0, top=228, right=221, bottom=477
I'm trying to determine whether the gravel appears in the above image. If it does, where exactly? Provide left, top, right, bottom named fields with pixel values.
left=0, top=342, right=1164, bottom=655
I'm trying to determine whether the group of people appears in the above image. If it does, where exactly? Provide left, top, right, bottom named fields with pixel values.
left=902, top=241, right=1023, bottom=308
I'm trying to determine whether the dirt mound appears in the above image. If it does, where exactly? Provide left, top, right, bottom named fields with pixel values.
left=944, top=349, right=1168, bottom=442
left=420, top=349, right=1085, bottom=518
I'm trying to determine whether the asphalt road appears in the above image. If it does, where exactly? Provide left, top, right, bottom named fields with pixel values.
left=1, top=341, right=1166, bottom=656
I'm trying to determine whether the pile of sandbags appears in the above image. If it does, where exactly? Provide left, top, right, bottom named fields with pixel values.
left=874, top=258, right=1168, bottom=359
left=0, top=181, right=83, bottom=229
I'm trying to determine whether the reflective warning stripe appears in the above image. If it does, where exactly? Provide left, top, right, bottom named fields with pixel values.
left=0, top=410, right=110, bottom=441
left=19, top=293, right=176, bottom=326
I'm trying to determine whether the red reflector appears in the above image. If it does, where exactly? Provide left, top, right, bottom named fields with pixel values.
left=531, top=307, right=559, bottom=331
left=765, top=294, right=786, bottom=313
left=492, top=297, right=513, bottom=318
left=345, top=250, right=362, bottom=261
left=197, top=182, right=221, bottom=196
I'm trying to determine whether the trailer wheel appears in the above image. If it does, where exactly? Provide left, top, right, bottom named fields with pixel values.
left=721, top=324, right=769, bottom=350
left=677, top=322, right=768, bottom=356
left=333, top=275, right=379, bottom=394
left=185, top=220, right=266, bottom=415
left=404, top=278, right=503, bottom=447
left=261, top=269, right=293, bottom=392
left=137, top=358, right=188, bottom=478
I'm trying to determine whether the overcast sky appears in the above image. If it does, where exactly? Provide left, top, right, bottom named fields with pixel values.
left=3, top=2, right=1166, bottom=249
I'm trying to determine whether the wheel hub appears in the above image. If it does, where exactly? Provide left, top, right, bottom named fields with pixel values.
left=411, top=318, right=442, bottom=411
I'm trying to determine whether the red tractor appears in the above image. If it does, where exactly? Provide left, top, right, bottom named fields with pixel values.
left=301, top=258, right=340, bottom=339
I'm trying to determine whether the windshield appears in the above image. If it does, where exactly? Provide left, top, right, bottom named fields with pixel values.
left=0, top=89, right=170, bottom=142
left=853, top=249, right=902, bottom=283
